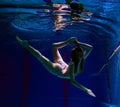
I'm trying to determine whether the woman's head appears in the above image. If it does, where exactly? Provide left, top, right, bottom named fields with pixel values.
left=70, top=2, right=84, bottom=13
left=71, top=47, right=85, bottom=73
left=71, top=47, right=83, bottom=61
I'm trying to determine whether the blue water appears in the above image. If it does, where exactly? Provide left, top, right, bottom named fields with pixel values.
left=0, top=0, right=120, bottom=107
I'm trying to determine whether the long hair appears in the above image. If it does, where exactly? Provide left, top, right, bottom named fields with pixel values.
left=70, top=2, right=84, bottom=13
left=71, top=47, right=85, bottom=74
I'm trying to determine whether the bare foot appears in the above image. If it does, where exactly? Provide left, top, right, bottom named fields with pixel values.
left=86, top=89, right=96, bottom=97
left=16, top=36, right=28, bottom=47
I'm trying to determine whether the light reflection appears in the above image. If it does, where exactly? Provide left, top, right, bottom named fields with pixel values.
left=53, top=14, right=71, bottom=31
left=9, top=2, right=93, bottom=31
left=52, top=3, right=93, bottom=31
left=52, top=4, right=70, bottom=31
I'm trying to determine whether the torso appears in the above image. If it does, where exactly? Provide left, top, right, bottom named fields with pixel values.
left=54, top=60, right=70, bottom=79
left=55, top=60, right=81, bottom=79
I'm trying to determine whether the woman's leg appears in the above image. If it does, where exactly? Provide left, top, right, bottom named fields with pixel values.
left=16, top=36, right=58, bottom=72
left=52, top=37, right=77, bottom=62
left=52, top=45, right=63, bottom=63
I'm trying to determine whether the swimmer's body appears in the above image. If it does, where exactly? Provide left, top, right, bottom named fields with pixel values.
left=46, top=0, right=93, bottom=21
left=16, top=36, right=96, bottom=97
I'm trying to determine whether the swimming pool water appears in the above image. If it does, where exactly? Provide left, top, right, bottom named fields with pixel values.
left=0, top=0, right=120, bottom=107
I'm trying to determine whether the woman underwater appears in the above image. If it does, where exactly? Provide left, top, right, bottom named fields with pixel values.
left=16, top=36, right=96, bottom=97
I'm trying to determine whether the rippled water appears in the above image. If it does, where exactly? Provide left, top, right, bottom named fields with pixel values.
left=0, top=1, right=120, bottom=107
left=0, top=1, right=120, bottom=43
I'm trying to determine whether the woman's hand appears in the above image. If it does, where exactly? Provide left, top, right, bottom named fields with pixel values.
left=73, top=39, right=80, bottom=47
left=68, top=37, right=77, bottom=44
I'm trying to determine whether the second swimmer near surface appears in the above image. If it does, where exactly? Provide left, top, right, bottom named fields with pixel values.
left=44, top=0, right=93, bottom=17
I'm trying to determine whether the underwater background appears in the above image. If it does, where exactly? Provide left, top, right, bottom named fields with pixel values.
left=0, top=0, right=120, bottom=107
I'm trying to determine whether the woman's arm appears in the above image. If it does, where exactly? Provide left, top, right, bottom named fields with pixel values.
left=52, top=37, right=76, bottom=49
left=74, top=40, right=93, bottom=59
left=69, top=61, right=96, bottom=97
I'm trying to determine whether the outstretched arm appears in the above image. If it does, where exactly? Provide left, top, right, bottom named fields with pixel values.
left=52, top=37, right=76, bottom=49
left=74, top=40, right=93, bottom=59
left=69, top=61, right=96, bottom=97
